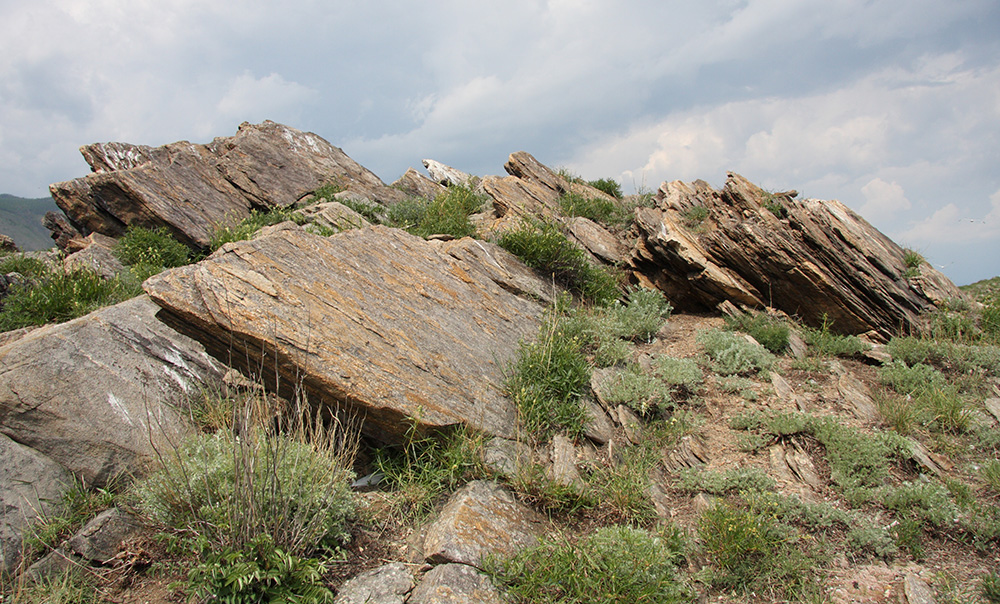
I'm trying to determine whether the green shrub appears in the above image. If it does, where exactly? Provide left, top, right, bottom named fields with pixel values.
left=800, top=316, right=870, bottom=358
left=717, top=376, right=758, bottom=401
left=600, top=364, right=673, bottom=415
left=402, top=184, right=486, bottom=239
left=880, top=479, right=959, bottom=528
left=557, top=192, right=627, bottom=228
left=0, top=268, right=141, bottom=331
left=878, top=361, right=947, bottom=395
left=0, top=254, right=49, bottom=278
left=761, top=191, right=788, bottom=219
left=903, top=248, right=924, bottom=279
left=697, top=329, right=776, bottom=375
left=210, top=206, right=306, bottom=250
left=505, top=314, right=591, bottom=440
left=980, top=459, right=1000, bottom=495
left=586, top=177, right=623, bottom=199
left=185, top=534, right=334, bottom=604
left=486, top=525, right=691, bottom=604
left=652, top=356, right=703, bottom=393
left=678, top=466, right=776, bottom=495
left=114, top=226, right=192, bottom=270
left=604, top=285, right=672, bottom=342
left=698, top=495, right=823, bottom=599
left=724, top=312, right=789, bottom=354
left=887, top=336, right=1000, bottom=376
left=497, top=220, right=620, bottom=306
left=982, top=295, right=1000, bottom=341
left=24, top=478, right=116, bottom=559
left=374, top=422, right=485, bottom=519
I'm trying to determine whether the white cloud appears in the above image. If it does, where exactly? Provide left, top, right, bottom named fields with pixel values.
left=216, top=72, right=318, bottom=123
left=859, top=178, right=911, bottom=224
left=899, top=188, right=1000, bottom=244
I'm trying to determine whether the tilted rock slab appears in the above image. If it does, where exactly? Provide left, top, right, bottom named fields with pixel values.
left=0, top=296, right=224, bottom=486
left=629, top=173, right=964, bottom=336
left=144, top=226, right=546, bottom=442
left=409, top=563, right=505, bottom=604
left=50, top=121, right=405, bottom=249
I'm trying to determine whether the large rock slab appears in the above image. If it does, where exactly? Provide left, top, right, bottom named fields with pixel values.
left=628, top=173, right=964, bottom=336
left=49, top=121, right=404, bottom=249
left=421, top=480, right=546, bottom=568
left=334, top=562, right=413, bottom=604
left=144, top=226, right=547, bottom=442
left=1, top=432, right=72, bottom=574
left=0, top=296, right=225, bottom=486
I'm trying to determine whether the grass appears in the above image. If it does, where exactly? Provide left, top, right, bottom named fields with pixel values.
left=681, top=205, right=709, bottom=228
left=383, top=184, right=486, bottom=239
left=21, top=478, right=116, bottom=562
left=903, top=248, right=924, bottom=279
left=373, top=421, right=486, bottom=520
left=723, top=312, right=789, bottom=354
left=799, top=314, right=871, bottom=358
left=557, top=192, right=629, bottom=229
left=486, top=525, right=691, bottom=604
left=496, top=220, right=620, bottom=306
left=113, top=225, right=195, bottom=280
left=586, top=177, right=623, bottom=200
left=0, top=266, right=141, bottom=331
left=210, top=206, right=307, bottom=250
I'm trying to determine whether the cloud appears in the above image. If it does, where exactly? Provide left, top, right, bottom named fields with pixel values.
left=859, top=178, right=911, bottom=224
left=216, top=72, right=318, bottom=124
left=899, top=188, right=1000, bottom=244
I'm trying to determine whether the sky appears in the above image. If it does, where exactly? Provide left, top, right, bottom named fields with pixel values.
left=1, top=0, right=998, bottom=285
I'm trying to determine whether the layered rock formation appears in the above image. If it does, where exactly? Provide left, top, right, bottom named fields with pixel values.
left=49, top=121, right=408, bottom=250
left=628, top=173, right=964, bottom=336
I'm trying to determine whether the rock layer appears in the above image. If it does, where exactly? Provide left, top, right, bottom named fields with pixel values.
left=628, top=173, right=964, bottom=336
left=144, top=226, right=547, bottom=442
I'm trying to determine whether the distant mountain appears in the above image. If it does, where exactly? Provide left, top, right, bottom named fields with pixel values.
left=0, top=194, right=59, bottom=251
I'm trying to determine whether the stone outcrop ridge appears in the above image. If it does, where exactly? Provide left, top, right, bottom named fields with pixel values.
left=143, top=225, right=548, bottom=442
left=49, top=121, right=407, bottom=250
left=628, top=173, right=964, bottom=336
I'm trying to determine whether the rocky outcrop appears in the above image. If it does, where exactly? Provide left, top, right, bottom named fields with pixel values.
left=49, top=121, right=406, bottom=250
left=393, top=167, right=448, bottom=199
left=628, top=173, right=964, bottom=336
left=144, top=226, right=548, bottom=442
left=0, top=296, right=225, bottom=486
left=422, top=160, right=476, bottom=188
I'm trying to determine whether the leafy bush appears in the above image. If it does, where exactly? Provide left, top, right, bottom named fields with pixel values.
left=497, top=220, right=619, bottom=306
left=114, top=226, right=193, bottom=280
left=586, top=177, right=623, bottom=199
left=603, top=285, right=672, bottom=342
left=697, top=329, right=775, bottom=376
left=880, top=478, right=959, bottom=528
left=0, top=254, right=49, bottom=278
left=724, top=312, right=789, bottom=354
left=678, top=466, right=776, bottom=495
left=210, top=206, right=306, bottom=250
left=888, top=336, right=1000, bottom=376
left=903, top=248, right=924, bottom=278
left=0, top=267, right=141, bottom=331
left=487, top=525, right=691, bottom=604
left=186, top=535, right=334, bottom=604
left=505, top=314, right=591, bottom=440
left=134, top=394, right=356, bottom=601
left=800, top=315, right=871, bottom=358
left=878, top=361, right=947, bottom=395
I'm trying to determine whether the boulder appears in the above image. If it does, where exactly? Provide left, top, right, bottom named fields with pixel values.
left=144, top=226, right=547, bottom=442
left=0, top=235, right=18, bottom=254
left=393, top=167, right=448, bottom=199
left=421, top=480, right=546, bottom=568
left=297, top=201, right=371, bottom=233
left=42, top=211, right=84, bottom=252
left=409, top=563, right=505, bottom=604
left=628, top=173, right=964, bottom=337
left=0, top=432, right=72, bottom=574
left=334, top=562, right=413, bottom=604
left=49, top=121, right=405, bottom=250
left=62, top=233, right=125, bottom=280
left=27, top=507, right=142, bottom=581
left=0, top=296, right=225, bottom=486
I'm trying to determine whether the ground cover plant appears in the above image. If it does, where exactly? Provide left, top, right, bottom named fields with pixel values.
left=496, top=219, right=620, bottom=305
left=209, top=206, right=307, bottom=250
left=384, top=184, right=487, bottom=239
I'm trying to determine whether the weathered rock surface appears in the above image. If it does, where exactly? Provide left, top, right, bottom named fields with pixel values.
left=422, top=160, right=476, bottom=188
left=628, top=173, right=964, bottom=336
left=0, top=296, right=224, bottom=486
left=392, top=167, right=447, bottom=199
left=62, top=233, right=125, bottom=279
left=0, top=432, right=72, bottom=573
left=409, top=563, right=505, bottom=604
left=334, top=562, right=413, bottom=604
left=27, top=507, right=142, bottom=581
left=49, top=121, right=405, bottom=250
left=422, top=480, right=546, bottom=568
left=144, top=226, right=547, bottom=442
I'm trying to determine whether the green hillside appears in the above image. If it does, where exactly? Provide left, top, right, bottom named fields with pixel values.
left=0, top=193, right=59, bottom=251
